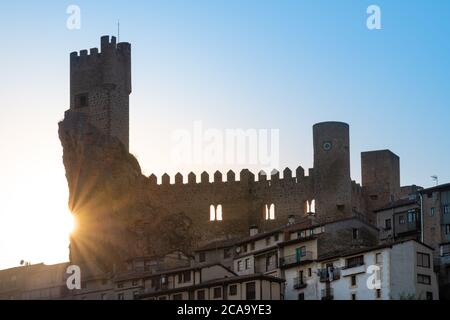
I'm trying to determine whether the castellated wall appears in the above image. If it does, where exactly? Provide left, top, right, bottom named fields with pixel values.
left=69, top=36, right=131, bottom=151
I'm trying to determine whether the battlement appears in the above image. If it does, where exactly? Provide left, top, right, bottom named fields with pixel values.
left=70, top=36, right=131, bottom=64
left=148, top=166, right=311, bottom=186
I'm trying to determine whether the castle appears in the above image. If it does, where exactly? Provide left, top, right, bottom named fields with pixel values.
left=61, top=36, right=405, bottom=270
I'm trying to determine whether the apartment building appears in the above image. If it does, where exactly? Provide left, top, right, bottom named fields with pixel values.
left=420, top=183, right=450, bottom=299
left=283, top=239, right=438, bottom=300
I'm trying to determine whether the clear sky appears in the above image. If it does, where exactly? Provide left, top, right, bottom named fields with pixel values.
left=0, top=1, right=449, bottom=269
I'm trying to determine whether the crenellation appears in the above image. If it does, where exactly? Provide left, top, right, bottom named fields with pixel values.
left=283, top=167, right=292, bottom=179
left=175, top=173, right=183, bottom=184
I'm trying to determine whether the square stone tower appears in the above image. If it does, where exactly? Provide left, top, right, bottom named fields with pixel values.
left=361, top=150, right=401, bottom=216
left=69, top=35, right=131, bottom=150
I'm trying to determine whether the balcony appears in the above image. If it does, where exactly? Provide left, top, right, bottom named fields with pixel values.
left=293, top=277, right=307, bottom=289
left=321, top=288, right=334, bottom=300
left=319, top=268, right=341, bottom=282
left=279, top=251, right=313, bottom=268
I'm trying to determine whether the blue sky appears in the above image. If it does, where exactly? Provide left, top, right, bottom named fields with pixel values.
left=0, top=1, right=449, bottom=269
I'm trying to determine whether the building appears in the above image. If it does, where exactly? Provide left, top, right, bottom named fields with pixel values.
left=59, top=37, right=422, bottom=272
left=420, top=183, right=450, bottom=299
left=283, top=240, right=439, bottom=300
left=376, top=198, right=421, bottom=243
left=0, top=263, right=69, bottom=300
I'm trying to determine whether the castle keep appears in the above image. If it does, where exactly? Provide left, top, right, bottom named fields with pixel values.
left=60, top=36, right=403, bottom=270
left=69, top=35, right=131, bottom=151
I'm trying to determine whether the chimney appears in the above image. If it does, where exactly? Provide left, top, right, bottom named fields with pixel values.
left=249, top=225, right=258, bottom=237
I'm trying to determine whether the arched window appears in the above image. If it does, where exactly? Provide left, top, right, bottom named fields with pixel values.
left=269, top=204, right=275, bottom=220
left=264, top=204, right=275, bottom=220
left=210, top=205, right=216, bottom=221
left=216, top=204, right=223, bottom=221
left=310, top=200, right=316, bottom=214
left=210, top=205, right=223, bottom=221
left=305, top=200, right=316, bottom=214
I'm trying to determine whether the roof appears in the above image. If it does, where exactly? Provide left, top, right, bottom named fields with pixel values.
left=374, top=198, right=418, bottom=212
left=420, top=183, right=450, bottom=194
left=114, top=263, right=236, bottom=282
left=318, top=239, right=434, bottom=262
left=138, top=274, right=285, bottom=298
left=194, top=218, right=314, bottom=252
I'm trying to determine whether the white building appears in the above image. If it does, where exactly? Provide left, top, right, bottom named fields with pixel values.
left=283, top=239, right=439, bottom=300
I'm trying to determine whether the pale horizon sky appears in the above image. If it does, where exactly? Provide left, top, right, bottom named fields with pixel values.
left=1, top=1, right=449, bottom=270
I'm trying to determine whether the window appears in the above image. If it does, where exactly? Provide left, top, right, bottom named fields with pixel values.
left=430, top=207, right=435, bottom=217
left=376, top=253, right=383, bottom=264
left=118, top=293, right=124, bottom=300
left=399, top=215, right=405, bottom=224
left=210, top=205, right=223, bottom=221
left=250, top=242, right=255, bottom=251
left=101, top=293, right=107, bottom=300
left=224, top=248, right=231, bottom=259
left=210, top=205, right=215, bottom=221
left=417, top=274, right=431, bottom=285
left=274, top=233, right=279, bottom=242
left=407, top=210, right=415, bottom=223
left=446, top=224, right=450, bottom=235
left=265, top=237, right=271, bottom=246
left=345, top=255, right=364, bottom=268
left=172, top=294, right=183, bottom=300
left=265, top=253, right=276, bottom=271
left=269, top=204, right=275, bottom=220
left=199, top=252, right=206, bottom=263
left=308, top=268, right=312, bottom=277
left=385, top=219, right=392, bottom=230
left=264, top=204, right=275, bottom=220
left=376, top=289, right=381, bottom=299
left=229, top=284, right=237, bottom=296
left=417, top=253, right=431, bottom=268
left=442, top=244, right=450, bottom=257
left=213, top=287, right=222, bottom=299
left=197, top=290, right=205, bottom=300
left=426, top=292, right=433, bottom=300
left=117, top=282, right=124, bottom=289
left=237, top=260, right=243, bottom=272
left=350, top=275, right=357, bottom=287
left=216, top=204, right=223, bottom=220
left=444, top=205, right=450, bottom=215
left=245, top=258, right=251, bottom=270
left=298, top=293, right=305, bottom=300
left=178, top=271, right=191, bottom=283
left=75, top=93, right=88, bottom=108
left=351, top=293, right=357, bottom=300
left=370, top=195, right=378, bottom=201
left=132, top=280, right=138, bottom=286
left=245, top=282, right=256, bottom=300
left=133, top=291, right=139, bottom=299
left=352, top=228, right=359, bottom=240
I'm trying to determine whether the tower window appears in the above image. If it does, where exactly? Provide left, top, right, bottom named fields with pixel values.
left=210, top=205, right=223, bottom=221
left=74, top=93, right=88, bottom=108
left=305, top=200, right=316, bottom=214
left=264, top=204, right=275, bottom=220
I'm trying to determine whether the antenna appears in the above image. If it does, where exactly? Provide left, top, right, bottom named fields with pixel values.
left=117, top=20, right=120, bottom=43
left=431, top=175, right=438, bottom=186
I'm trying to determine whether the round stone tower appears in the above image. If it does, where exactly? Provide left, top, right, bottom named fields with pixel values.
left=313, top=121, right=352, bottom=221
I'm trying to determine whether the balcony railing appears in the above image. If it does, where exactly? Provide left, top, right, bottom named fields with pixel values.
left=321, top=288, right=334, bottom=300
left=293, top=277, right=307, bottom=289
left=279, top=251, right=313, bottom=267
left=319, top=267, right=341, bottom=282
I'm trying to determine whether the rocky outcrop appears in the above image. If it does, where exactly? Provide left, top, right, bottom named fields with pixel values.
left=58, top=111, right=197, bottom=272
